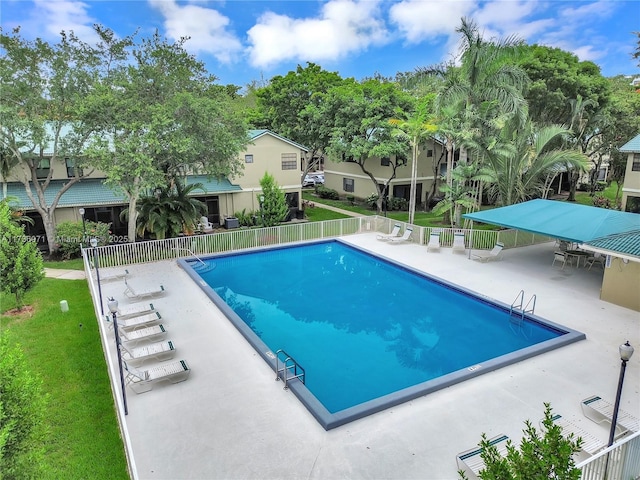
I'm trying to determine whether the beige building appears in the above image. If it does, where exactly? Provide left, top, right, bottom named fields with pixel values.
left=322, top=138, right=447, bottom=207
left=2, top=129, right=307, bottom=243
left=620, top=133, right=640, bottom=213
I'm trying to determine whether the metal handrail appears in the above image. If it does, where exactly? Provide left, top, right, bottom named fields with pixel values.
left=274, top=349, right=305, bottom=390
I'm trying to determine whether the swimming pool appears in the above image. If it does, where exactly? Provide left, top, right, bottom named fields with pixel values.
left=179, top=239, right=585, bottom=430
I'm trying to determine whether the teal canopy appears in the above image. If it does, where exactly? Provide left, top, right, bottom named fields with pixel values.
left=462, top=199, right=640, bottom=243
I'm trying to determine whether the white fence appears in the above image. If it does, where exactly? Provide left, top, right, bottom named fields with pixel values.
left=577, top=431, right=640, bottom=480
left=86, top=215, right=552, bottom=268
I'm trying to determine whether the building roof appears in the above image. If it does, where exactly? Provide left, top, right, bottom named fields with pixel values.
left=585, top=230, right=640, bottom=258
left=463, top=199, right=640, bottom=244
left=4, top=175, right=242, bottom=210
left=249, top=129, right=309, bottom=152
left=619, top=133, right=640, bottom=152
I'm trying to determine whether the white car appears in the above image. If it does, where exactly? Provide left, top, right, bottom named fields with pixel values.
left=303, top=174, right=324, bottom=187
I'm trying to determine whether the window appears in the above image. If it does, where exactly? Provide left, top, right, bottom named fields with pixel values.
left=632, top=153, right=640, bottom=172
left=245, top=154, right=253, bottom=164
left=35, top=158, right=50, bottom=179
left=342, top=153, right=355, bottom=163
left=397, top=155, right=407, bottom=166
left=66, top=158, right=83, bottom=178
left=281, top=153, right=297, bottom=170
left=381, top=157, right=390, bottom=166
left=343, top=178, right=354, bottom=192
left=427, top=149, right=433, bottom=157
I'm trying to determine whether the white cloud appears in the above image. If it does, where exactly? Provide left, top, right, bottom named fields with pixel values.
left=247, top=0, right=389, bottom=69
left=389, top=0, right=472, bottom=44
left=28, top=0, right=100, bottom=43
left=148, top=0, right=242, bottom=63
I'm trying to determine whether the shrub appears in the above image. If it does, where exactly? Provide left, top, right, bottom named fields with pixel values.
left=364, top=193, right=379, bottom=209
left=388, top=196, right=408, bottom=211
left=54, top=221, right=111, bottom=259
left=234, top=209, right=257, bottom=227
left=315, top=185, right=340, bottom=200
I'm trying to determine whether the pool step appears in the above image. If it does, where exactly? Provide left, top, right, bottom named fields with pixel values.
left=274, top=349, right=305, bottom=390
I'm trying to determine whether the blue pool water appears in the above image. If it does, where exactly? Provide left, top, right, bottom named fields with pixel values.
left=180, top=240, right=585, bottom=429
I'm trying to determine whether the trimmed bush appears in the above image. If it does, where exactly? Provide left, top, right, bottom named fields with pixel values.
left=54, top=221, right=111, bottom=259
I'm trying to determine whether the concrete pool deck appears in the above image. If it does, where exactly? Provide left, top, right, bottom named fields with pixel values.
left=95, top=235, right=639, bottom=480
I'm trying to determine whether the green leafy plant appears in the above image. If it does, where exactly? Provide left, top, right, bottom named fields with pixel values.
left=459, top=403, right=582, bottom=480
left=315, top=185, right=340, bottom=200
left=54, top=221, right=111, bottom=259
left=258, top=173, right=289, bottom=227
left=234, top=208, right=257, bottom=227
left=0, top=201, right=45, bottom=309
left=0, top=333, right=48, bottom=479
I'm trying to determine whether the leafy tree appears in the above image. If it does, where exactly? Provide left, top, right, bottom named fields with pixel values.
left=517, top=44, right=610, bottom=126
left=0, top=28, right=100, bottom=254
left=256, top=62, right=345, bottom=176
left=314, top=78, right=415, bottom=213
left=258, top=172, right=289, bottom=227
left=634, top=31, right=640, bottom=67
left=0, top=333, right=48, bottom=480
left=81, top=27, right=248, bottom=243
left=485, top=123, right=588, bottom=205
left=0, top=200, right=44, bottom=309
left=459, top=403, right=582, bottom=480
left=126, top=180, right=207, bottom=240
left=389, top=95, right=438, bottom=224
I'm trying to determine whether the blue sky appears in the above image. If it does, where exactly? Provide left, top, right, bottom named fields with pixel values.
left=2, top=0, right=639, bottom=88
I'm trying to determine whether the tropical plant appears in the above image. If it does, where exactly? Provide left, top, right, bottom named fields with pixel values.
left=126, top=180, right=207, bottom=240
left=54, top=220, right=111, bottom=259
left=258, top=173, right=289, bottom=227
left=485, top=124, right=589, bottom=206
left=459, top=403, right=582, bottom=480
left=0, top=200, right=44, bottom=309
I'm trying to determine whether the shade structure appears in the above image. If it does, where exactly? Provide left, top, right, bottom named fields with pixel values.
left=463, top=199, right=640, bottom=244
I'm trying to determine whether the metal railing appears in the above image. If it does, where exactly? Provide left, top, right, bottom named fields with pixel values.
left=576, top=430, right=640, bottom=480
left=85, top=215, right=554, bottom=269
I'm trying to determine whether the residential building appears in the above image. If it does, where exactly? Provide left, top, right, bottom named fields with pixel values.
left=620, top=133, right=640, bottom=213
left=1, top=129, right=307, bottom=246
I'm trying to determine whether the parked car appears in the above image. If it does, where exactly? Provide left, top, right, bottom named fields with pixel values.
left=303, top=173, right=324, bottom=187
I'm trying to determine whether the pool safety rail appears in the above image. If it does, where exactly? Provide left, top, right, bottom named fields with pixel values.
left=510, top=290, right=536, bottom=326
left=275, top=349, right=305, bottom=390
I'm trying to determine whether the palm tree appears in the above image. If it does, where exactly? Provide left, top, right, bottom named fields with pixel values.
left=389, top=96, right=438, bottom=224
left=122, top=180, right=207, bottom=240
left=485, top=123, right=589, bottom=206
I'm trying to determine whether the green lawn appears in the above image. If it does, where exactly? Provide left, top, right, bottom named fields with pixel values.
left=43, top=257, right=85, bottom=270
left=574, top=181, right=620, bottom=207
left=1, top=279, right=129, bottom=479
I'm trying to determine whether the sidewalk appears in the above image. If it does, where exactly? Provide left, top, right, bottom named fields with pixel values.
left=310, top=201, right=363, bottom=217
left=43, top=268, right=86, bottom=280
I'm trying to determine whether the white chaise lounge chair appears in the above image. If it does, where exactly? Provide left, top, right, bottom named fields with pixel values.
left=546, top=414, right=607, bottom=456
left=427, top=231, right=441, bottom=252
left=124, top=278, right=166, bottom=300
left=389, top=227, right=413, bottom=244
left=376, top=224, right=401, bottom=241
left=581, top=395, right=639, bottom=437
left=96, top=268, right=129, bottom=282
left=471, top=242, right=504, bottom=262
left=121, top=340, right=176, bottom=365
left=111, top=311, right=162, bottom=333
left=452, top=232, right=466, bottom=253
left=123, top=359, right=191, bottom=393
left=120, top=324, right=168, bottom=346
left=456, top=434, right=510, bottom=479
left=114, top=302, right=155, bottom=320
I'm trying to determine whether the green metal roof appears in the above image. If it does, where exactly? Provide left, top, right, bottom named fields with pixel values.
left=4, top=175, right=242, bottom=210
left=620, top=133, right=640, bottom=152
left=463, top=199, right=640, bottom=244
left=586, top=230, right=640, bottom=257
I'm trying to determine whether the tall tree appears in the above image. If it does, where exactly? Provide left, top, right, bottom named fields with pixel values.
left=389, top=95, right=438, bottom=224
left=83, top=28, right=248, bottom=242
left=256, top=63, right=345, bottom=176
left=258, top=172, right=289, bottom=227
left=0, top=28, right=102, bottom=254
left=313, top=78, right=415, bottom=213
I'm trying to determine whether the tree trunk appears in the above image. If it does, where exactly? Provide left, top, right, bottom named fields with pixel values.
left=567, top=171, right=579, bottom=202
left=408, top=142, right=418, bottom=224
left=127, top=194, right=139, bottom=243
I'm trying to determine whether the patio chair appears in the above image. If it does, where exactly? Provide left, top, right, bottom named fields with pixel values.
left=198, top=216, right=214, bottom=233
left=471, top=242, right=504, bottom=262
left=96, top=268, right=129, bottom=282
left=123, top=359, right=191, bottom=394
left=111, top=311, right=163, bottom=333
left=114, top=302, right=155, bottom=320
left=586, top=253, right=606, bottom=271
left=121, top=339, right=176, bottom=365
left=120, top=324, right=168, bottom=346
left=545, top=414, right=607, bottom=456
left=452, top=232, right=466, bottom=254
left=376, top=224, right=401, bottom=241
left=456, top=434, right=510, bottom=479
left=581, top=395, right=639, bottom=437
left=389, top=227, right=413, bottom=244
left=552, top=251, right=570, bottom=269
left=123, top=277, right=166, bottom=300
left=426, top=230, right=441, bottom=252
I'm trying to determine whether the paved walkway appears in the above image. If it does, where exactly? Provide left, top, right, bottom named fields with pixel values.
left=43, top=268, right=86, bottom=280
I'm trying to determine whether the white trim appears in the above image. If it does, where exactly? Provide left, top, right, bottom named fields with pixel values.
left=579, top=245, right=640, bottom=264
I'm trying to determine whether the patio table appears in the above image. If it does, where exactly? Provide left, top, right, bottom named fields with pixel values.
left=566, top=250, right=591, bottom=268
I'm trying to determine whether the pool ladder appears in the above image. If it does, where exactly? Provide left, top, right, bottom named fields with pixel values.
left=510, top=290, right=536, bottom=326
left=275, top=349, right=305, bottom=390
